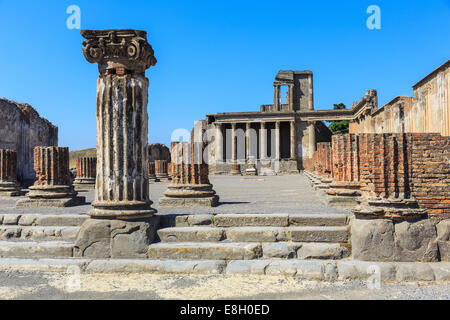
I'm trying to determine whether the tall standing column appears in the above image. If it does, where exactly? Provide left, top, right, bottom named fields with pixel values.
left=215, top=123, right=223, bottom=163
left=273, top=85, right=279, bottom=111
left=290, top=120, right=296, bottom=160
left=81, top=29, right=157, bottom=219
left=288, top=85, right=294, bottom=111
left=0, top=149, right=21, bottom=197
left=245, top=123, right=257, bottom=175
left=308, top=121, right=316, bottom=159
left=275, top=121, right=281, bottom=160
left=230, top=122, right=241, bottom=175
left=260, top=122, right=267, bottom=160
left=75, top=29, right=159, bottom=259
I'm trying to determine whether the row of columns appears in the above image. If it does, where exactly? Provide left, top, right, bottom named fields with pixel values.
left=216, top=121, right=297, bottom=163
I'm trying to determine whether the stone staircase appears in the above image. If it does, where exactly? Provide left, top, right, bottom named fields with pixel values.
left=150, top=213, right=351, bottom=260
left=0, top=214, right=88, bottom=258
left=0, top=212, right=351, bottom=261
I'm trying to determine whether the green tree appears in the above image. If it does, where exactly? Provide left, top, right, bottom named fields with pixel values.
left=328, top=103, right=349, bottom=134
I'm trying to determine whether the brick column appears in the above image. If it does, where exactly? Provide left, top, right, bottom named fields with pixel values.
left=159, top=141, right=219, bottom=207
left=17, top=147, right=85, bottom=207
left=74, top=157, right=97, bottom=189
left=147, top=161, right=159, bottom=182
left=0, top=149, right=21, bottom=196
left=74, top=29, right=159, bottom=259
left=155, top=160, right=170, bottom=181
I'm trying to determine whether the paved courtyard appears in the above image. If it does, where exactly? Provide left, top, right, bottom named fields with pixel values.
left=0, top=174, right=349, bottom=215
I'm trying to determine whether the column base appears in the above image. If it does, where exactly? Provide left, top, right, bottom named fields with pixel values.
left=352, top=197, right=427, bottom=220
left=16, top=185, right=85, bottom=207
left=88, top=200, right=157, bottom=219
left=229, top=163, right=241, bottom=175
left=325, top=181, right=362, bottom=207
left=74, top=216, right=160, bottom=258
left=245, top=163, right=257, bottom=176
left=16, top=196, right=86, bottom=208
left=74, top=177, right=96, bottom=189
left=159, top=184, right=219, bottom=207
left=156, top=174, right=171, bottom=181
left=148, top=175, right=160, bottom=182
left=0, top=182, right=23, bottom=197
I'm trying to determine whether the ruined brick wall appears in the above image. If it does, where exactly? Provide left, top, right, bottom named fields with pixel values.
left=170, top=141, right=210, bottom=185
left=0, top=99, right=58, bottom=185
left=331, top=134, right=359, bottom=182
left=312, top=142, right=332, bottom=177
left=329, top=132, right=449, bottom=218
left=409, top=133, right=450, bottom=218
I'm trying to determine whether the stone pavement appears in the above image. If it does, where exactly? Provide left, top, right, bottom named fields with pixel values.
left=0, top=175, right=350, bottom=215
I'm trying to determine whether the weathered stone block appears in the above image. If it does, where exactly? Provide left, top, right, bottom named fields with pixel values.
left=436, top=220, right=450, bottom=261
left=351, top=219, right=395, bottom=261
left=297, top=243, right=350, bottom=260
left=262, top=242, right=299, bottom=258
left=394, top=219, right=438, bottom=262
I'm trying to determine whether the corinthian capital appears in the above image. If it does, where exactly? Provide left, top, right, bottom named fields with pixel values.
left=81, top=29, right=157, bottom=74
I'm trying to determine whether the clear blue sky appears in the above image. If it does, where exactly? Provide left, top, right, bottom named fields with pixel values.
left=0, top=0, right=449, bottom=150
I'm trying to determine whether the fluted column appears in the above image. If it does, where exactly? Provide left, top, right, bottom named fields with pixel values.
left=159, top=141, right=219, bottom=207
left=0, top=149, right=21, bottom=196
left=155, top=160, right=170, bottom=181
left=81, top=29, right=157, bottom=218
left=275, top=121, right=281, bottom=160
left=17, top=146, right=85, bottom=207
left=74, top=157, right=97, bottom=188
left=147, top=161, right=158, bottom=182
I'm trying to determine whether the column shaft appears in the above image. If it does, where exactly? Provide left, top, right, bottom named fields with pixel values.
left=275, top=121, right=281, bottom=160
left=290, top=121, right=296, bottom=160
left=215, top=123, right=223, bottom=163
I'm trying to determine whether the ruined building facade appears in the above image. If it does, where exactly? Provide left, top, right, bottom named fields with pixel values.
left=204, top=71, right=332, bottom=175
left=0, top=99, right=58, bottom=185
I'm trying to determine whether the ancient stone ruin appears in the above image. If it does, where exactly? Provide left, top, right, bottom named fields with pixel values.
left=147, top=161, right=158, bottom=182
left=0, top=149, right=22, bottom=197
left=0, top=99, right=58, bottom=185
left=154, top=159, right=170, bottom=181
left=159, top=141, right=219, bottom=207
left=16, top=147, right=85, bottom=207
left=73, top=157, right=97, bottom=189
left=74, top=29, right=159, bottom=258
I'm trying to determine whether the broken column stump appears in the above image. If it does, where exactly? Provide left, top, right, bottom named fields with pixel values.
left=155, top=160, right=170, bottom=181
left=16, top=147, right=85, bottom=207
left=0, top=149, right=22, bottom=197
left=147, top=161, right=159, bottom=182
left=74, top=157, right=97, bottom=189
left=74, top=29, right=159, bottom=258
left=159, top=141, right=219, bottom=207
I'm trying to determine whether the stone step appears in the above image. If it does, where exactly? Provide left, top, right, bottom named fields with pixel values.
left=0, top=226, right=80, bottom=241
left=0, top=214, right=88, bottom=227
left=147, top=242, right=262, bottom=260
left=161, top=213, right=349, bottom=229
left=158, top=225, right=349, bottom=243
left=287, top=226, right=349, bottom=243
left=157, top=227, right=225, bottom=242
left=0, top=240, right=74, bottom=258
left=213, top=214, right=289, bottom=227
left=288, top=213, right=349, bottom=226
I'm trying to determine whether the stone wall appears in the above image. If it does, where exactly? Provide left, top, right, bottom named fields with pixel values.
left=350, top=60, right=450, bottom=137
left=148, top=143, right=170, bottom=163
left=0, top=99, right=58, bottom=185
left=311, top=142, right=332, bottom=178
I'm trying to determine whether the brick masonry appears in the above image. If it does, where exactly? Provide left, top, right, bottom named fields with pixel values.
left=0, top=149, right=18, bottom=183
left=313, top=133, right=450, bottom=218
left=34, top=147, right=71, bottom=186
